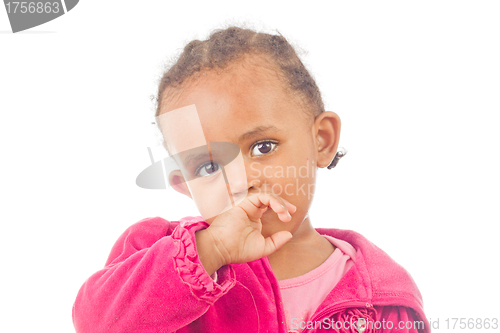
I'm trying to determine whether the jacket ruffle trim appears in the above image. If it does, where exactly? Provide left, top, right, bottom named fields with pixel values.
left=171, top=220, right=236, bottom=305
left=329, top=306, right=378, bottom=333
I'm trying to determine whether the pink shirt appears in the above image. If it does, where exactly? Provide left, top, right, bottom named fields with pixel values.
left=278, top=235, right=357, bottom=332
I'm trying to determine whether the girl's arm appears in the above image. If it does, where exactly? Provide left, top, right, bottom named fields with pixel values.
left=72, top=217, right=236, bottom=333
left=72, top=192, right=295, bottom=332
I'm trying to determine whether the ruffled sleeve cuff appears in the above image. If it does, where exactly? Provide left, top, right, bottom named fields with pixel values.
left=171, top=219, right=236, bottom=304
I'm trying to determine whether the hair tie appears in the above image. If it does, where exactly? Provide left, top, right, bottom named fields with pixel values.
left=327, top=147, right=347, bottom=169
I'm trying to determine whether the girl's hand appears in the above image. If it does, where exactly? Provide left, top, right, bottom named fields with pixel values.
left=195, top=192, right=296, bottom=275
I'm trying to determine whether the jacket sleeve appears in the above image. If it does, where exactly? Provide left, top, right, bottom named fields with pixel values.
left=375, top=306, right=428, bottom=333
left=72, top=217, right=236, bottom=333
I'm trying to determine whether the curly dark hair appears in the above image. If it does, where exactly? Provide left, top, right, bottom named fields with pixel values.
left=154, top=26, right=325, bottom=118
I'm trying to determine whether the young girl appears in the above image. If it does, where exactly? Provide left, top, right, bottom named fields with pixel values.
left=72, top=26, right=429, bottom=333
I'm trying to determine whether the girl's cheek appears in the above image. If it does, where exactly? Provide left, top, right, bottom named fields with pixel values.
left=188, top=173, right=234, bottom=221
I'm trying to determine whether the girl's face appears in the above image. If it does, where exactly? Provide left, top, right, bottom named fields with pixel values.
left=159, top=57, right=339, bottom=236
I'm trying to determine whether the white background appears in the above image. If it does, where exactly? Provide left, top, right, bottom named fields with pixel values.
left=1, top=1, right=499, bottom=332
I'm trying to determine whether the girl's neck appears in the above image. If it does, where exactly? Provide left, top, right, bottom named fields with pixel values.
left=267, top=216, right=335, bottom=280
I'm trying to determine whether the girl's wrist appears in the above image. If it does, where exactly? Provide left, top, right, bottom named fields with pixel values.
left=195, top=228, right=226, bottom=276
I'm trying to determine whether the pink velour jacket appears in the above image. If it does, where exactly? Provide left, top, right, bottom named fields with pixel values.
left=72, top=216, right=430, bottom=333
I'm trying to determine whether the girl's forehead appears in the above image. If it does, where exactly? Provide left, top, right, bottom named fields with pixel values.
left=157, top=105, right=207, bottom=155
left=159, top=61, right=313, bottom=152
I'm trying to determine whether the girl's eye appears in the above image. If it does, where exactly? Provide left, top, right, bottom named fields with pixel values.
left=251, top=141, right=278, bottom=156
left=196, top=161, right=220, bottom=177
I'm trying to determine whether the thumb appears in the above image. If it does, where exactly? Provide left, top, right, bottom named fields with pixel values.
left=262, top=231, right=293, bottom=257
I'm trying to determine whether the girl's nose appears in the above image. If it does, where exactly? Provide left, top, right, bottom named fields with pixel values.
left=225, top=160, right=266, bottom=197
left=221, top=153, right=249, bottom=196
left=247, top=179, right=261, bottom=191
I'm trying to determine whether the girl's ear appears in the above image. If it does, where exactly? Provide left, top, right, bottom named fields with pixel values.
left=314, top=111, right=341, bottom=168
left=168, top=170, right=193, bottom=199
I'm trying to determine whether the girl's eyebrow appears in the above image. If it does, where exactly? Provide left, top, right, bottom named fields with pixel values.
left=237, top=125, right=280, bottom=143
left=183, top=153, right=210, bottom=168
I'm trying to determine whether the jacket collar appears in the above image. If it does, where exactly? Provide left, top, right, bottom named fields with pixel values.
left=315, top=227, right=430, bottom=332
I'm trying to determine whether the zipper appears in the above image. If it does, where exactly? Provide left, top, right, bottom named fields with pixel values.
left=300, top=301, right=374, bottom=333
